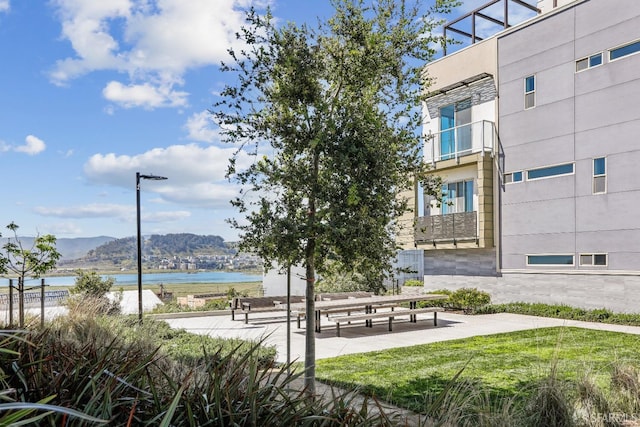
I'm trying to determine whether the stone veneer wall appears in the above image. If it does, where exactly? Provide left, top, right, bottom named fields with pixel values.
left=423, top=273, right=640, bottom=314
left=424, top=248, right=496, bottom=277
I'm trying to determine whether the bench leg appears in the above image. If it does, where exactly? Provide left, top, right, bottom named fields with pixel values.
left=336, top=322, right=341, bottom=337
left=244, top=312, right=249, bottom=324
left=231, top=310, right=235, bottom=321
left=434, top=312, right=438, bottom=327
left=388, top=316, right=393, bottom=331
left=315, top=310, right=322, bottom=333
left=297, top=314, right=301, bottom=329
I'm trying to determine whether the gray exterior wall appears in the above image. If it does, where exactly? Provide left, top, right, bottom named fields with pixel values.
left=497, top=0, right=640, bottom=273
left=423, top=248, right=496, bottom=277
left=423, top=273, right=640, bottom=314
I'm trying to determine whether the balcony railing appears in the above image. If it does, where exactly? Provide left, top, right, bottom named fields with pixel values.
left=426, top=120, right=495, bottom=164
left=415, top=212, right=478, bottom=245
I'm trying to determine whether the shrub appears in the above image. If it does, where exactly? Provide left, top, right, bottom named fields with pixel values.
left=448, top=288, right=492, bottom=314
left=403, top=279, right=423, bottom=287
left=476, top=302, right=640, bottom=327
left=1, top=315, right=393, bottom=425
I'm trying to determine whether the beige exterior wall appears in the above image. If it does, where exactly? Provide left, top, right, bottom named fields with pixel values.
left=396, top=183, right=418, bottom=250
left=422, top=38, right=497, bottom=94
left=417, top=153, right=494, bottom=250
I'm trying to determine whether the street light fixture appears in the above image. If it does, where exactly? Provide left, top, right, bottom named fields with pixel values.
left=136, top=172, right=168, bottom=323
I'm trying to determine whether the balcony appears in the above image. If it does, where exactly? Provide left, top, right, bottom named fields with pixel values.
left=415, top=212, right=478, bottom=245
left=426, top=120, right=495, bottom=164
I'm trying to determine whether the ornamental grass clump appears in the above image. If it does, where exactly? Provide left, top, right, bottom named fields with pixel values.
left=0, top=313, right=396, bottom=425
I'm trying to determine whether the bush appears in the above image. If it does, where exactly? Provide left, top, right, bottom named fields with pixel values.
left=0, top=315, right=393, bottom=425
left=476, top=302, right=640, bottom=327
left=448, top=288, right=492, bottom=314
left=403, top=279, right=423, bottom=287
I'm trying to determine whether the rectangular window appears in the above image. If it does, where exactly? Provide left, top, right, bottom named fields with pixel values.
left=504, top=171, right=523, bottom=184
left=524, top=75, right=535, bottom=109
left=441, top=180, right=474, bottom=214
left=593, top=157, right=606, bottom=194
left=610, top=40, right=640, bottom=61
left=580, top=254, right=607, bottom=266
left=527, top=163, right=574, bottom=180
left=527, top=255, right=574, bottom=266
left=576, top=53, right=603, bottom=72
left=439, top=99, right=472, bottom=160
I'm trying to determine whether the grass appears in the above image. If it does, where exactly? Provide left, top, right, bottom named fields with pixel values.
left=0, top=281, right=263, bottom=299
left=315, top=326, right=640, bottom=414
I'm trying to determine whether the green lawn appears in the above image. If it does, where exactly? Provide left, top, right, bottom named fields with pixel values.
left=315, top=327, right=640, bottom=413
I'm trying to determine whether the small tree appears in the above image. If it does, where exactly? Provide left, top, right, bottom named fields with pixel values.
left=2, top=222, right=61, bottom=326
left=69, top=270, right=120, bottom=315
left=213, top=0, right=454, bottom=394
left=70, top=270, right=115, bottom=297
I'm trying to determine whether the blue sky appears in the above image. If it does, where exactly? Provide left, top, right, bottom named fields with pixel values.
left=0, top=0, right=532, bottom=241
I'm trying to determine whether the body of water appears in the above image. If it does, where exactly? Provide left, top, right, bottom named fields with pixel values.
left=1, top=271, right=263, bottom=288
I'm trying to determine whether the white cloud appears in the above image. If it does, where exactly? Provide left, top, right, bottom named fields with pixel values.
left=11, top=135, right=46, bottom=155
left=184, top=111, right=219, bottom=143
left=45, top=222, right=84, bottom=235
left=103, top=80, right=188, bottom=108
left=83, top=143, right=252, bottom=207
left=34, top=203, right=190, bottom=223
left=0, top=0, right=9, bottom=13
left=34, top=203, right=132, bottom=219
left=49, top=0, right=270, bottom=109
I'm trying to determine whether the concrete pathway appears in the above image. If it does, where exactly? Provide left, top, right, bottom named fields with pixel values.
left=162, top=311, right=640, bottom=364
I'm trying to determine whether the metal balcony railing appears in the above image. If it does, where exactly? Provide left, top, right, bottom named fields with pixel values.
left=415, top=212, right=478, bottom=245
left=426, top=120, right=495, bottom=164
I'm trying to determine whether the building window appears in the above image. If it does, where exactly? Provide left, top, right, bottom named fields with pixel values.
left=527, top=255, right=574, bottom=266
left=610, top=40, right=640, bottom=61
left=580, top=254, right=607, bottom=266
left=439, top=99, right=472, bottom=160
left=504, top=171, right=523, bottom=184
left=524, top=75, right=535, bottom=109
left=441, top=180, right=474, bottom=214
left=593, top=157, right=606, bottom=194
left=527, top=163, right=574, bottom=180
left=576, top=53, right=603, bottom=72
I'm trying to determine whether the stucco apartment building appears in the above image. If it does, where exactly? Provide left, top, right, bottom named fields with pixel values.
left=397, top=0, right=640, bottom=312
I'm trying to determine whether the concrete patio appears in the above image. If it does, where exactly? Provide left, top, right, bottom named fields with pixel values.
left=161, top=310, right=640, bottom=363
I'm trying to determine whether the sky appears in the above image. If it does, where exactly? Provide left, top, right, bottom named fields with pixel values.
left=0, top=0, right=536, bottom=241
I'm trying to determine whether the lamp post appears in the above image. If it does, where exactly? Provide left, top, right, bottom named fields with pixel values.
left=136, top=172, right=168, bottom=323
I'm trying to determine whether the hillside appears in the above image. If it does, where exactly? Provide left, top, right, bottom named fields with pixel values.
left=81, top=233, right=234, bottom=263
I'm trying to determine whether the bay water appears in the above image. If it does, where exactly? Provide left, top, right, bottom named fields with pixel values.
left=1, top=271, right=263, bottom=288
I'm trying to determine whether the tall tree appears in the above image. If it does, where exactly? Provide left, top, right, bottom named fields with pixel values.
left=213, top=0, right=453, bottom=394
left=2, top=222, right=61, bottom=326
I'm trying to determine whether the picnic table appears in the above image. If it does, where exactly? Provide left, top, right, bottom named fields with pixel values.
left=289, top=294, right=448, bottom=334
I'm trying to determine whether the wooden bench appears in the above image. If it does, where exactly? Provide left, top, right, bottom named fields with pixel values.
left=331, top=307, right=444, bottom=337
left=292, top=292, right=377, bottom=327
left=294, top=303, right=400, bottom=328
left=230, top=296, right=302, bottom=323
left=316, top=291, right=373, bottom=301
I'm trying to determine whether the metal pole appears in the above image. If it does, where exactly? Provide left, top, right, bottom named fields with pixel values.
left=18, top=277, right=24, bottom=328
left=136, top=172, right=143, bottom=324
left=286, top=264, right=291, bottom=375
left=8, top=279, right=13, bottom=326
left=40, top=278, right=45, bottom=328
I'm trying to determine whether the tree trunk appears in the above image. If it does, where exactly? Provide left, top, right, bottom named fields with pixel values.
left=303, top=239, right=316, bottom=396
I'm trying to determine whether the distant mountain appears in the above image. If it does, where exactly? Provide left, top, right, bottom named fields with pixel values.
left=0, top=235, right=115, bottom=261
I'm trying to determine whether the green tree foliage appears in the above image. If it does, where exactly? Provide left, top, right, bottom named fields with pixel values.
left=1, top=222, right=61, bottom=326
left=68, top=270, right=120, bottom=315
left=213, top=0, right=455, bottom=393
left=70, top=270, right=114, bottom=297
